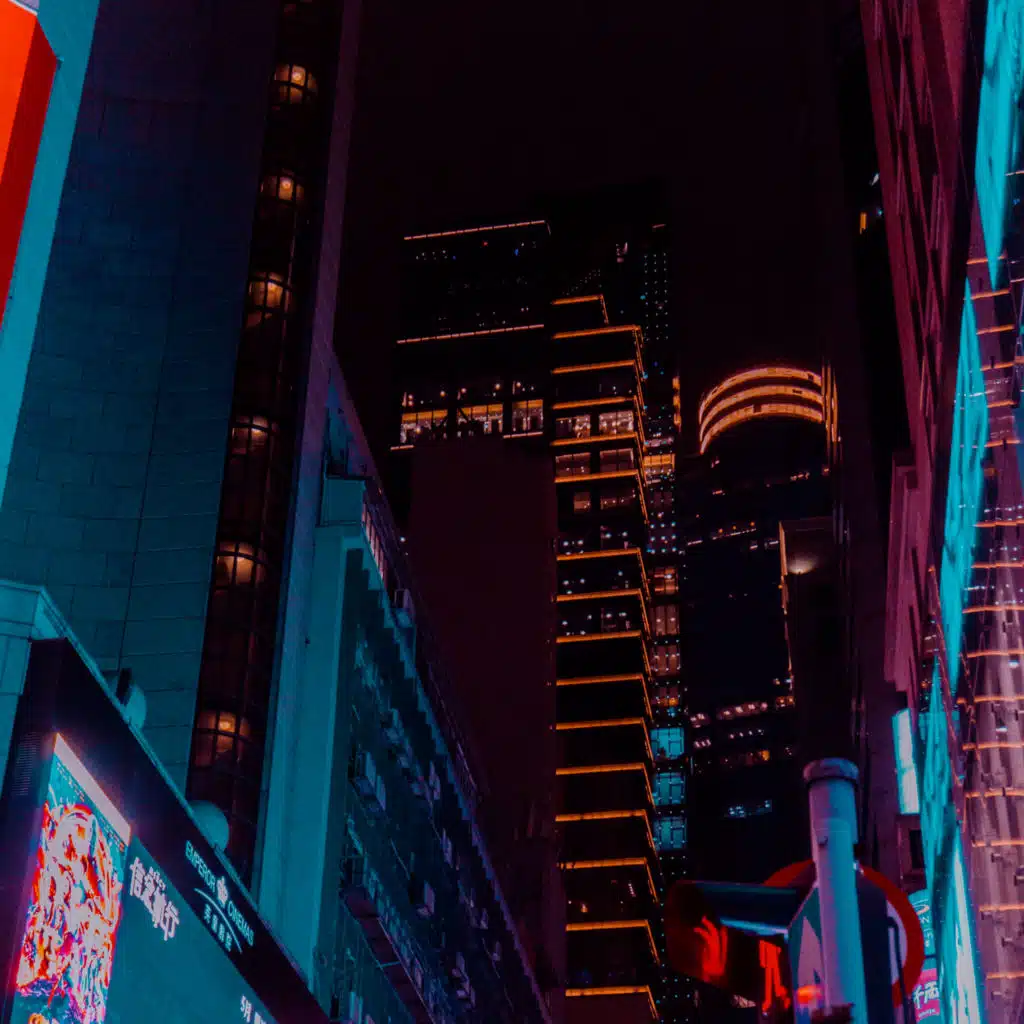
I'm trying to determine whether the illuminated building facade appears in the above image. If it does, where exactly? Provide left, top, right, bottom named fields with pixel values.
left=393, top=219, right=666, bottom=1022
left=681, top=368, right=829, bottom=885
left=865, top=0, right=1024, bottom=1020
left=0, top=1, right=558, bottom=1020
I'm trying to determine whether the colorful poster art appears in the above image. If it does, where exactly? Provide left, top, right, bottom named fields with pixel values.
left=12, top=736, right=131, bottom=1024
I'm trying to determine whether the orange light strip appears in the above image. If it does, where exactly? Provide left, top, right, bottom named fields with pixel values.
left=558, top=547, right=643, bottom=561
left=963, top=742, right=1024, bottom=750
left=404, top=219, right=548, bottom=240
left=965, top=605, right=1024, bottom=614
left=979, top=903, right=1024, bottom=913
left=553, top=325, right=641, bottom=339
left=966, top=649, right=1024, bottom=659
left=698, top=366, right=823, bottom=421
left=554, top=469, right=641, bottom=485
left=977, top=324, right=1015, bottom=336
left=557, top=588, right=643, bottom=603
left=552, top=359, right=636, bottom=375
left=556, top=673, right=645, bottom=684
left=553, top=396, right=633, bottom=410
left=699, top=385, right=823, bottom=445
left=700, top=403, right=824, bottom=453
left=989, top=399, right=1016, bottom=409
left=565, top=986, right=658, bottom=1018
left=959, top=694, right=1024, bottom=704
left=557, top=763, right=647, bottom=775
left=988, top=972, right=1024, bottom=980
left=556, top=717, right=646, bottom=731
left=557, top=809, right=648, bottom=822
left=973, top=561, right=1024, bottom=569
left=971, top=288, right=1012, bottom=300
left=977, top=521, right=1024, bottom=528
left=390, top=444, right=414, bottom=451
left=551, top=431, right=640, bottom=448
left=965, top=789, right=1024, bottom=798
left=552, top=294, right=610, bottom=324
left=973, top=838, right=1024, bottom=847
left=565, top=921, right=660, bottom=963
left=397, top=323, right=544, bottom=345
left=557, top=630, right=644, bottom=644
left=561, top=858, right=658, bottom=900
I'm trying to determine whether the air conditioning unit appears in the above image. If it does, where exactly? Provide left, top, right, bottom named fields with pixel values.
left=476, top=908, right=489, bottom=931
left=395, top=588, right=415, bottom=629
left=442, top=830, right=454, bottom=866
left=411, top=877, right=436, bottom=918
left=429, top=762, right=442, bottom=803
left=490, top=941, right=502, bottom=965
left=352, top=750, right=377, bottom=799
left=412, top=960, right=424, bottom=992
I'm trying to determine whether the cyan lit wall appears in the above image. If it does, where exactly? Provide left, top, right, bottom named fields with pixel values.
left=0, top=0, right=100, bottom=504
left=0, top=0, right=279, bottom=786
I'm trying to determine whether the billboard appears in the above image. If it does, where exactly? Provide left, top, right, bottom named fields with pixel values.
left=0, top=640, right=328, bottom=1024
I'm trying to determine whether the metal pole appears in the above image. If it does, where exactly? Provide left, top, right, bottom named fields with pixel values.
left=804, top=758, right=869, bottom=1024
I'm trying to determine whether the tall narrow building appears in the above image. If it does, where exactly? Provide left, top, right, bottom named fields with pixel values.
left=393, top=214, right=667, bottom=1022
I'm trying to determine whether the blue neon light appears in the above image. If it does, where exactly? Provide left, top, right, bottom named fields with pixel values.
left=892, top=709, right=920, bottom=815
left=939, top=286, right=988, bottom=691
left=974, top=0, right=1024, bottom=281
left=947, top=837, right=983, bottom=1024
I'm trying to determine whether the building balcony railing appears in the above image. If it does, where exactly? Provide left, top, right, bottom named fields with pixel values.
left=565, top=917, right=660, bottom=964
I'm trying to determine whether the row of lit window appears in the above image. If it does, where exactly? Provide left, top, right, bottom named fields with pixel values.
left=558, top=608, right=640, bottom=636
left=725, top=799, right=772, bottom=819
left=555, top=409, right=634, bottom=439
left=718, top=700, right=769, bottom=721
left=398, top=401, right=543, bottom=443
left=555, top=448, right=635, bottom=477
left=571, top=487, right=637, bottom=514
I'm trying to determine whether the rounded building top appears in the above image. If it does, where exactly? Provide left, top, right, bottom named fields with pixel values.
left=698, top=366, right=824, bottom=453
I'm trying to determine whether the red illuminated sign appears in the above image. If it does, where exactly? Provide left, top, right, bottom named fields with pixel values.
left=0, top=0, right=57, bottom=328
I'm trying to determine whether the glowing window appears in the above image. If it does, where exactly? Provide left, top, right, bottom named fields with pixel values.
left=457, top=403, right=503, bottom=436
left=555, top=452, right=590, bottom=477
left=273, top=64, right=318, bottom=106
left=599, top=484, right=636, bottom=510
left=652, top=726, right=684, bottom=760
left=654, top=605, right=679, bottom=636
left=511, top=399, right=543, bottom=433
left=654, top=815, right=687, bottom=851
left=572, top=491, right=591, bottom=514
left=260, top=172, right=304, bottom=204
left=652, top=643, right=680, bottom=677
left=214, top=543, right=267, bottom=587
left=598, top=409, right=634, bottom=436
left=245, top=272, right=292, bottom=327
left=555, top=414, right=591, bottom=438
left=654, top=567, right=678, bottom=595
left=193, top=710, right=253, bottom=769
left=399, top=408, right=447, bottom=444
left=230, top=415, right=273, bottom=455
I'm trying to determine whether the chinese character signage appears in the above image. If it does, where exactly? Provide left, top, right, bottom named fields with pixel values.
left=912, top=963, right=940, bottom=1022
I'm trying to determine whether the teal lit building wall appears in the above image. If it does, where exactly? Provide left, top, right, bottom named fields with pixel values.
left=0, top=0, right=101, bottom=502
left=974, top=0, right=1024, bottom=283
left=919, top=284, right=988, bottom=1024
left=0, top=0, right=280, bottom=784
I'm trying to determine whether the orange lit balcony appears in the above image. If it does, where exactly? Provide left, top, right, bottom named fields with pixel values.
left=565, top=986, right=658, bottom=1020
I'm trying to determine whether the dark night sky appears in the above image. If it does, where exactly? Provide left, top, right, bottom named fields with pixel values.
left=336, top=0, right=850, bottom=462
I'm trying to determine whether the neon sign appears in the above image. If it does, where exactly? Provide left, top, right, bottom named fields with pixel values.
left=893, top=709, right=921, bottom=814
left=13, top=734, right=129, bottom=1024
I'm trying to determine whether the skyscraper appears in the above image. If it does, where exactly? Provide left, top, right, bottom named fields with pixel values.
left=393, top=214, right=669, bottom=1022
left=681, top=368, right=829, bottom=886
left=0, top=2, right=556, bottom=1021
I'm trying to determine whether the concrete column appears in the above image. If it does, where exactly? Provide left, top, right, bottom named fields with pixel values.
left=804, top=757, right=868, bottom=1024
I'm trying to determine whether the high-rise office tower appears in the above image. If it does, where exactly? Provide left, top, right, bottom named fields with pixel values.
left=0, top=2, right=555, bottom=1021
left=393, top=216, right=665, bottom=1023
left=681, top=368, right=830, bottom=886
